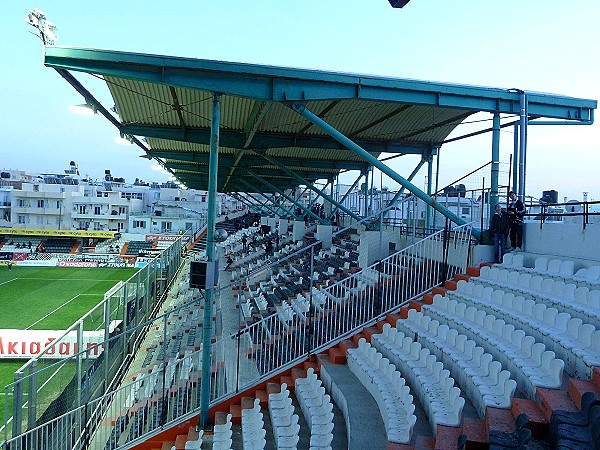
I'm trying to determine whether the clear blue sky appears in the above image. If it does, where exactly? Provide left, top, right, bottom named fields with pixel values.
left=2, top=0, right=598, bottom=201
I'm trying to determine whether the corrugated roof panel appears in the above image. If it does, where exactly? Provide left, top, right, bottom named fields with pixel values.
left=265, top=147, right=366, bottom=162
left=146, top=138, right=236, bottom=155
left=106, top=77, right=179, bottom=127
left=362, top=105, right=472, bottom=143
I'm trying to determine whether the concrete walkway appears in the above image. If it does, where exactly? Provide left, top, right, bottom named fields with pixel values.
left=321, top=362, right=389, bottom=450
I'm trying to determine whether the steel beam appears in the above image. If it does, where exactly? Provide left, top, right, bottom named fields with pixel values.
left=237, top=182, right=282, bottom=217
left=289, top=102, right=480, bottom=238
left=382, top=158, right=425, bottom=217
left=45, top=47, right=596, bottom=121
left=328, top=173, right=362, bottom=220
left=245, top=170, right=323, bottom=222
left=123, top=123, right=427, bottom=154
left=257, top=154, right=363, bottom=222
left=145, top=151, right=368, bottom=172
left=490, top=113, right=501, bottom=217
left=199, top=93, right=220, bottom=429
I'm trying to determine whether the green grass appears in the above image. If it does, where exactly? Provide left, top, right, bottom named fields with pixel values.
left=0, top=266, right=138, bottom=427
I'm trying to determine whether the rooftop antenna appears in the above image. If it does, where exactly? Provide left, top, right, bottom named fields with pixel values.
left=25, top=9, right=59, bottom=45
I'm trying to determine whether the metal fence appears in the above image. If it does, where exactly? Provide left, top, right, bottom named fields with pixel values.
left=1, top=216, right=473, bottom=450
left=2, top=238, right=183, bottom=447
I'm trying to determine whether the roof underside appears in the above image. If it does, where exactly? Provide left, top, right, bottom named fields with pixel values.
left=44, top=47, right=597, bottom=194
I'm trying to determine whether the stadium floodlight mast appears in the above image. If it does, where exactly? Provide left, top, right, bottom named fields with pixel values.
left=25, top=9, right=59, bottom=45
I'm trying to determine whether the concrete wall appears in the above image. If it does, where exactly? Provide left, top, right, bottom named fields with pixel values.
left=522, top=218, right=600, bottom=266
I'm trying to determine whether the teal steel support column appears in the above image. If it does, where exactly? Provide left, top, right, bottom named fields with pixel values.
left=245, top=170, right=323, bottom=222
left=265, top=192, right=295, bottom=219
left=426, top=152, right=433, bottom=229
left=512, top=122, right=519, bottom=198
left=490, top=113, right=501, bottom=218
left=382, top=159, right=425, bottom=218
left=232, top=192, right=263, bottom=214
left=199, top=93, right=220, bottom=429
left=518, top=92, right=528, bottom=201
left=289, top=102, right=478, bottom=237
left=257, top=154, right=363, bottom=222
left=363, top=169, right=369, bottom=217
left=237, top=184, right=281, bottom=216
left=328, top=173, right=362, bottom=220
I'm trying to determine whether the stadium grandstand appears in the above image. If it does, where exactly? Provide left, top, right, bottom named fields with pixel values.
left=2, top=6, right=599, bottom=450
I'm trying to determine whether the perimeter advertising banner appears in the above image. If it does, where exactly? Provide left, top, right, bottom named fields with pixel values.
left=0, top=228, right=115, bottom=239
left=0, top=329, right=105, bottom=359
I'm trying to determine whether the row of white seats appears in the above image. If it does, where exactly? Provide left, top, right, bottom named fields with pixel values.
left=295, top=368, right=335, bottom=450
left=212, top=413, right=233, bottom=450
left=179, top=430, right=203, bottom=450
left=390, top=311, right=516, bottom=418
left=501, top=254, right=600, bottom=286
left=362, top=333, right=465, bottom=430
left=346, top=337, right=416, bottom=443
left=267, top=383, right=301, bottom=449
left=241, top=398, right=266, bottom=450
left=451, top=280, right=600, bottom=378
left=426, top=295, right=564, bottom=397
left=476, top=267, right=600, bottom=328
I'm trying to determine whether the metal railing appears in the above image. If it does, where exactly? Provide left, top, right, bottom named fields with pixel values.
left=2, top=239, right=184, bottom=447
left=1, top=213, right=473, bottom=450
left=525, top=200, right=600, bottom=230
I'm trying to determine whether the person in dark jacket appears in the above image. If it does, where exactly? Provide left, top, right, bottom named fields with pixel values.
left=507, top=191, right=526, bottom=250
left=490, top=203, right=510, bottom=263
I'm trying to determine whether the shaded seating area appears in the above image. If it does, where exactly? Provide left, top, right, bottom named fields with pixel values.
left=41, top=237, right=78, bottom=253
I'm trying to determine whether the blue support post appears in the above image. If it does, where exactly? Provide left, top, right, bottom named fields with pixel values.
left=383, top=158, right=425, bottom=218
left=518, top=92, right=528, bottom=201
left=328, top=173, right=362, bottom=220
left=198, top=93, right=220, bottom=430
left=289, top=102, right=479, bottom=238
left=513, top=122, right=519, bottom=198
left=363, top=169, right=369, bottom=217
left=244, top=170, right=323, bottom=222
left=257, top=154, right=364, bottom=222
left=490, top=112, right=501, bottom=218
left=426, top=152, right=433, bottom=229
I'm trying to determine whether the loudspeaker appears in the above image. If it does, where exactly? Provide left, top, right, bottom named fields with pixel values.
left=189, top=260, right=219, bottom=289
left=189, top=261, right=207, bottom=289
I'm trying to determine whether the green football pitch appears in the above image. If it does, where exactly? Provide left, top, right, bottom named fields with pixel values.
left=0, top=266, right=138, bottom=427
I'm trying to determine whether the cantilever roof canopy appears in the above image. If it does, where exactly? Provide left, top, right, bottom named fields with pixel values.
left=44, top=47, right=597, bottom=194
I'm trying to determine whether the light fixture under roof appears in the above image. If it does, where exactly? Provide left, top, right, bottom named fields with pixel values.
left=69, top=103, right=96, bottom=116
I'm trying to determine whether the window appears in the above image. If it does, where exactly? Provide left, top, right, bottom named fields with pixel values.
left=94, top=206, right=101, bottom=215
left=133, top=220, right=146, bottom=228
left=185, top=222, right=193, bottom=231
left=119, top=207, right=126, bottom=214
left=93, top=222, right=102, bottom=231
left=56, top=201, right=61, bottom=209
left=33, top=185, right=39, bottom=192
left=17, top=215, right=27, bottom=224
left=104, top=192, right=109, bottom=198
left=461, top=207, right=470, bottom=215
left=78, top=205, right=86, bottom=214
left=161, top=221, right=172, bottom=232
left=18, top=199, right=26, bottom=207
left=37, top=199, right=45, bottom=208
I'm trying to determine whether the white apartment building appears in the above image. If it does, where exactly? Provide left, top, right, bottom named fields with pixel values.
left=1, top=162, right=243, bottom=236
